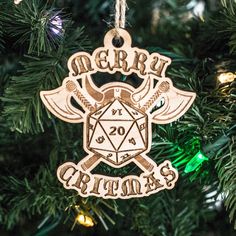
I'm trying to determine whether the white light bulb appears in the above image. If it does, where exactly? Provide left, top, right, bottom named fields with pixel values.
left=193, top=1, right=205, bottom=21
left=218, top=72, right=236, bottom=84
left=50, top=16, right=63, bottom=35
left=14, top=0, right=23, bottom=4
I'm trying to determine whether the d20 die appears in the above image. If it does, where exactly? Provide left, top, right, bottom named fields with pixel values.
left=87, top=99, right=148, bottom=166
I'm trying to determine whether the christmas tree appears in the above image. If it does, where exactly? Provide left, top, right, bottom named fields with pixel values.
left=0, top=0, right=235, bottom=235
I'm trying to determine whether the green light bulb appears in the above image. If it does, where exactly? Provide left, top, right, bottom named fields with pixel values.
left=184, top=151, right=209, bottom=173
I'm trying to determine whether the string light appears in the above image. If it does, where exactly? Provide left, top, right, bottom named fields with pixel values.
left=50, top=16, right=63, bottom=35
left=218, top=72, right=236, bottom=84
left=187, top=0, right=205, bottom=21
left=192, top=0, right=205, bottom=21
left=67, top=205, right=95, bottom=229
left=14, top=0, right=23, bottom=4
left=184, top=150, right=209, bottom=173
left=75, top=213, right=94, bottom=227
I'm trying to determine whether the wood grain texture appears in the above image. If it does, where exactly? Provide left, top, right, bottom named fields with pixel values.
left=40, top=28, right=196, bottom=199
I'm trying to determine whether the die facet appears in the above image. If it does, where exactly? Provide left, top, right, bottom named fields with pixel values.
left=87, top=99, right=148, bottom=165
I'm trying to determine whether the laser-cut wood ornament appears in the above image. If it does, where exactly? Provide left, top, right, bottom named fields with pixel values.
left=40, top=28, right=196, bottom=199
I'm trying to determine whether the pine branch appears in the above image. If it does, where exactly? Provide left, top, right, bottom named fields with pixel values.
left=0, top=145, right=121, bottom=230
left=128, top=180, right=217, bottom=236
left=0, top=22, right=4, bottom=53
left=0, top=0, right=66, bottom=55
left=1, top=26, right=90, bottom=134
left=215, top=136, right=236, bottom=229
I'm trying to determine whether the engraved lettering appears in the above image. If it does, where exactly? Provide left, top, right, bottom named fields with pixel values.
left=121, top=153, right=130, bottom=159
left=121, top=178, right=142, bottom=196
left=112, top=49, right=129, bottom=72
left=72, top=171, right=90, bottom=194
left=129, top=138, right=136, bottom=145
left=150, top=57, right=169, bottom=77
left=112, top=109, right=123, bottom=115
left=89, top=124, right=94, bottom=130
left=143, top=172, right=163, bottom=194
left=57, top=162, right=178, bottom=198
left=132, top=111, right=138, bottom=116
left=130, top=51, right=147, bottom=75
left=96, top=136, right=105, bottom=144
left=71, top=55, right=94, bottom=76
left=104, top=179, right=119, bottom=197
left=109, top=126, right=125, bottom=136
left=140, top=123, right=146, bottom=131
left=95, top=49, right=110, bottom=70
left=59, top=165, right=78, bottom=187
left=90, top=176, right=103, bottom=195
left=160, top=163, right=176, bottom=187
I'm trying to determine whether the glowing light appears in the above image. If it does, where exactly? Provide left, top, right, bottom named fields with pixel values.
left=14, top=0, right=23, bottom=4
left=187, top=0, right=205, bottom=21
left=218, top=72, right=236, bottom=84
left=76, top=214, right=94, bottom=227
left=184, top=151, right=208, bottom=173
left=193, top=1, right=205, bottom=21
left=50, top=16, right=63, bottom=35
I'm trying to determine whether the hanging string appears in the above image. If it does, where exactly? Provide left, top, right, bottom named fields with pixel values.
left=115, top=0, right=127, bottom=30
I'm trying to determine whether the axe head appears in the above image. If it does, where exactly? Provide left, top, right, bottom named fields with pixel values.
left=40, top=82, right=84, bottom=123
left=152, top=83, right=196, bottom=124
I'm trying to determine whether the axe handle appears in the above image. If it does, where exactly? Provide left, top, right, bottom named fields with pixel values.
left=81, top=154, right=101, bottom=171
left=142, top=81, right=170, bottom=111
left=66, top=80, right=95, bottom=112
left=73, top=89, right=94, bottom=112
left=81, top=154, right=154, bottom=172
left=142, top=90, right=161, bottom=111
left=134, top=155, right=154, bottom=172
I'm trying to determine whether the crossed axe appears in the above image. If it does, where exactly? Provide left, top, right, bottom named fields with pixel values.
left=40, top=75, right=196, bottom=172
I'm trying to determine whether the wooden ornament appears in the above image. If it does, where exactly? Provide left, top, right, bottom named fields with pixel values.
left=40, top=28, right=196, bottom=199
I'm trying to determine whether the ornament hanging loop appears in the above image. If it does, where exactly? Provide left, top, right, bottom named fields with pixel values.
left=114, top=0, right=127, bottom=38
left=104, top=28, right=131, bottom=48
